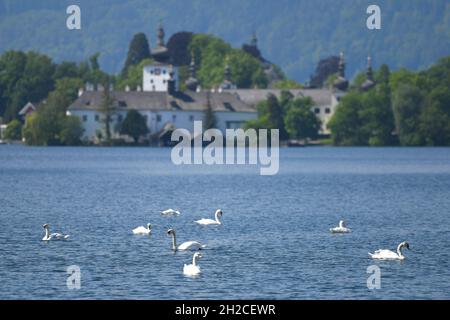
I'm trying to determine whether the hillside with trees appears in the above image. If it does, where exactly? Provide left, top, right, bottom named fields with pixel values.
left=0, top=0, right=448, bottom=82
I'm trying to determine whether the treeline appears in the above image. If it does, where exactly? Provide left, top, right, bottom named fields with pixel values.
left=0, top=50, right=110, bottom=145
left=329, top=56, right=450, bottom=146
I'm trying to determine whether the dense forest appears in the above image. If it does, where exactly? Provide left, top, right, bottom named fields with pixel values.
left=0, top=0, right=449, bottom=81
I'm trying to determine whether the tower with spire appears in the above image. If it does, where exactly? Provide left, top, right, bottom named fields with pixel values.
left=220, top=57, right=236, bottom=90
left=151, top=21, right=170, bottom=63
left=361, top=55, right=376, bottom=91
left=143, top=22, right=178, bottom=92
left=185, top=51, right=199, bottom=91
left=333, top=51, right=349, bottom=91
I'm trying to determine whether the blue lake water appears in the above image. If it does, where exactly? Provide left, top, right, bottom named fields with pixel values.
left=0, top=145, right=449, bottom=299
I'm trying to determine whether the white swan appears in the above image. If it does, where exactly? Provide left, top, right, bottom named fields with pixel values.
left=167, top=228, right=205, bottom=251
left=42, top=224, right=69, bottom=241
left=132, top=223, right=152, bottom=235
left=195, top=209, right=223, bottom=225
left=330, top=220, right=351, bottom=233
left=183, top=252, right=203, bottom=276
left=161, top=209, right=181, bottom=216
left=369, top=241, right=410, bottom=260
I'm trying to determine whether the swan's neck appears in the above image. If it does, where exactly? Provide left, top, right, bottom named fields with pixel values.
left=171, top=233, right=177, bottom=250
left=397, top=244, right=404, bottom=258
left=215, top=213, right=221, bottom=223
left=192, top=255, right=198, bottom=266
left=44, top=228, right=49, bottom=238
left=339, top=221, right=344, bottom=228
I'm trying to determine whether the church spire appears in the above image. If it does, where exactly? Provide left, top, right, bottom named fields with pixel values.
left=157, top=21, right=165, bottom=47
left=338, top=51, right=345, bottom=78
left=250, top=31, right=258, bottom=47
left=366, top=55, right=373, bottom=81
left=361, top=55, right=376, bottom=91
left=220, top=56, right=236, bottom=90
left=333, top=51, right=349, bottom=91
left=189, top=51, right=196, bottom=78
left=185, top=51, right=199, bottom=91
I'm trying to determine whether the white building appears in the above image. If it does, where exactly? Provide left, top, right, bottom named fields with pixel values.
left=143, top=63, right=179, bottom=92
left=67, top=64, right=257, bottom=143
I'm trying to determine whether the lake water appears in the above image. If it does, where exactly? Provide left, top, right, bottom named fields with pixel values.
left=0, top=145, right=449, bottom=300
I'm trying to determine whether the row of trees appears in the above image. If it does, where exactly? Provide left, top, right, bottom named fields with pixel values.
left=329, top=56, right=450, bottom=146
left=244, top=91, right=321, bottom=141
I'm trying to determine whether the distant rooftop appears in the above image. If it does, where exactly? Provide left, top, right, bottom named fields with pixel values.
left=68, top=91, right=256, bottom=113
left=226, top=89, right=334, bottom=107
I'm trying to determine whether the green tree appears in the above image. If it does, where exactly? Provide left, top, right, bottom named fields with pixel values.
left=116, top=58, right=153, bottom=90
left=121, top=33, right=151, bottom=77
left=203, top=92, right=216, bottom=130
left=1, top=51, right=55, bottom=121
left=60, top=116, right=84, bottom=145
left=328, top=93, right=367, bottom=145
left=285, top=98, right=321, bottom=141
left=99, top=86, right=115, bottom=144
left=4, top=119, right=22, bottom=140
left=189, top=34, right=268, bottom=89
left=120, top=110, right=149, bottom=143
left=419, top=87, right=450, bottom=145
left=392, top=84, right=424, bottom=146
left=266, top=94, right=288, bottom=140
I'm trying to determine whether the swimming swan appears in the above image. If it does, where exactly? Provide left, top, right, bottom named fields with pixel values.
left=167, top=228, right=205, bottom=251
left=369, top=241, right=410, bottom=260
left=195, top=209, right=223, bottom=225
left=183, top=252, right=203, bottom=276
left=42, top=224, right=69, bottom=241
left=132, top=223, right=152, bottom=235
left=330, top=220, right=351, bottom=233
left=161, top=209, right=181, bottom=216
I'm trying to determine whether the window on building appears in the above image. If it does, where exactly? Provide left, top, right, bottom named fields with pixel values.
left=150, top=70, right=154, bottom=74
left=118, top=100, right=127, bottom=107
left=117, top=114, right=123, bottom=122
left=314, top=108, right=320, bottom=114
left=95, top=114, right=99, bottom=122
left=325, top=108, right=331, bottom=114
left=156, top=114, right=162, bottom=122
left=163, top=80, right=166, bottom=84
left=163, top=70, right=166, bottom=74
left=150, top=79, right=154, bottom=83
left=82, top=115, right=87, bottom=122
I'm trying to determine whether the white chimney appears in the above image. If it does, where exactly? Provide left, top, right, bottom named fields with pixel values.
left=136, top=85, right=142, bottom=92
left=125, top=85, right=130, bottom=92
left=78, top=87, right=84, bottom=97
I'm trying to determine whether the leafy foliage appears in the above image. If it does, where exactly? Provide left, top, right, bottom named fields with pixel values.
left=121, top=33, right=151, bottom=77
left=120, top=109, right=149, bottom=143
left=330, top=56, right=450, bottom=146
left=4, top=119, right=22, bottom=140
left=189, top=34, right=268, bottom=89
